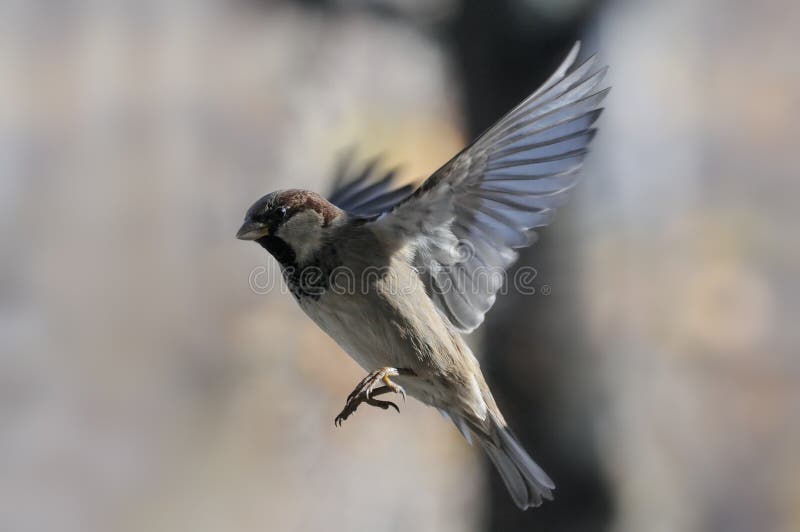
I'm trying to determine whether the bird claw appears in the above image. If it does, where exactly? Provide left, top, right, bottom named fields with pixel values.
left=365, top=396, right=399, bottom=413
left=334, top=367, right=413, bottom=426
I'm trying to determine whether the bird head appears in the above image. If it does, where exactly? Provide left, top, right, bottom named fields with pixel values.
left=236, top=189, right=342, bottom=265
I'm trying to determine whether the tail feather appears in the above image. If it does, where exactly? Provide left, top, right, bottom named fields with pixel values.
left=460, top=412, right=554, bottom=510
left=497, top=425, right=555, bottom=492
left=442, top=366, right=554, bottom=509
left=484, top=444, right=531, bottom=509
left=482, top=421, right=554, bottom=510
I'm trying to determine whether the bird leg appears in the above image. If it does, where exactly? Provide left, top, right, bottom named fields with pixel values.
left=334, top=367, right=414, bottom=426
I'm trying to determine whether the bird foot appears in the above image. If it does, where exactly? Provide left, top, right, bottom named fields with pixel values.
left=334, top=367, right=413, bottom=426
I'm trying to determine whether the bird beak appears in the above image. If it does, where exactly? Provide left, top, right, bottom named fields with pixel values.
left=236, top=220, right=269, bottom=240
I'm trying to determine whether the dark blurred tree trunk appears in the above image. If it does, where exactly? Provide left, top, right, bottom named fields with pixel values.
left=448, top=2, right=613, bottom=531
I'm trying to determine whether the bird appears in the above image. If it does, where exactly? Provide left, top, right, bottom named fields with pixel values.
left=236, top=42, right=608, bottom=510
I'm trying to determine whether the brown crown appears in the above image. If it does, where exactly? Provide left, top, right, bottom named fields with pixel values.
left=277, top=189, right=341, bottom=226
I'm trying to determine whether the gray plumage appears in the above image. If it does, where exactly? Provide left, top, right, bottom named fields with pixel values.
left=237, top=42, right=608, bottom=510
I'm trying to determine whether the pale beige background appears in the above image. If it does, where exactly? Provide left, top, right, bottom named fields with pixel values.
left=0, top=1, right=797, bottom=532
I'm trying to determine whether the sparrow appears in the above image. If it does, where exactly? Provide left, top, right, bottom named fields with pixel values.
left=237, top=42, right=608, bottom=510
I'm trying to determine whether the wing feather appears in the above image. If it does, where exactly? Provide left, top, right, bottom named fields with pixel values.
left=362, top=42, right=609, bottom=332
left=327, top=154, right=414, bottom=217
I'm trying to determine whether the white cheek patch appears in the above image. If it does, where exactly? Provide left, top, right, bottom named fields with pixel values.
left=276, top=210, right=324, bottom=264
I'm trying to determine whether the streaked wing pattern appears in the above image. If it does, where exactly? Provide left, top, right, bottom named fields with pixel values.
left=371, top=42, right=609, bottom=332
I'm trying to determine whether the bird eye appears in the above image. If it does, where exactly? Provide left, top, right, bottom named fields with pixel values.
left=279, top=206, right=288, bottom=217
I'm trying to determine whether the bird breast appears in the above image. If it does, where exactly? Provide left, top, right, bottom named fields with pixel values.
left=296, top=255, right=459, bottom=377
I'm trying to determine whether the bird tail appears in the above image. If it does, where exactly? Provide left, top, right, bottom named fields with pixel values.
left=476, top=413, right=555, bottom=510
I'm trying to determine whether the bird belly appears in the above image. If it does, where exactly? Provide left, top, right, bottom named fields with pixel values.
left=297, top=290, right=404, bottom=371
left=295, top=279, right=479, bottom=412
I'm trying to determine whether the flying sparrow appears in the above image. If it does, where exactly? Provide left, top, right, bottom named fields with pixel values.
left=237, top=42, right=608, bottom=510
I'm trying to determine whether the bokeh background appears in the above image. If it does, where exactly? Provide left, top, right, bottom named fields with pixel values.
left=1, top=1, right=798, bottom=531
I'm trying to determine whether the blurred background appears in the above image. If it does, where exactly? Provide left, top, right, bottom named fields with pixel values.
left=1, top=1, right=798, bottom=531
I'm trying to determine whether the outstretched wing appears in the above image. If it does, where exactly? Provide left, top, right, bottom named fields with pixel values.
left=327, top=150, right=416, bottom=217
left=369, top=42, right=610, bottom=332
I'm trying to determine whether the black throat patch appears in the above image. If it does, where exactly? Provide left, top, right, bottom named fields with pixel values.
left=256, top=235, right=335, bottom=301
